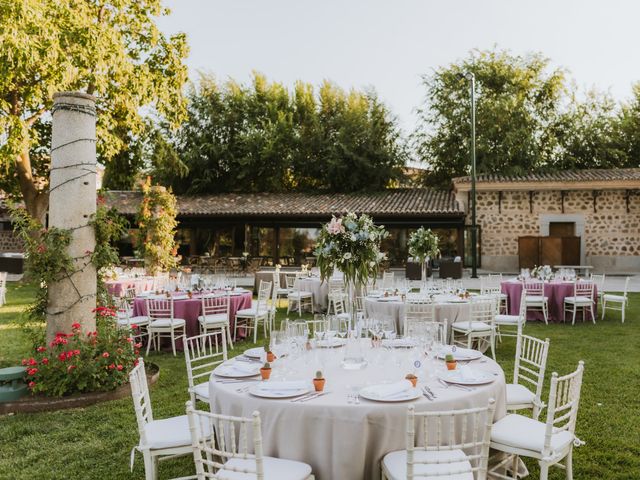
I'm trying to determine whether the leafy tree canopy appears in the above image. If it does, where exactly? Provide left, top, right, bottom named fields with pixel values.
left=154, top=72, right=408, bottom=194
left=0, top=0, right=188, bottom=219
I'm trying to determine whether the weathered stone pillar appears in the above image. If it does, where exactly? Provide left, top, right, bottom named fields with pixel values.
left=46, top=92, right=97, bottom=342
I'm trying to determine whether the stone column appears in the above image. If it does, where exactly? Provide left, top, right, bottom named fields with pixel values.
left=46, top=92, right=97, bottom=342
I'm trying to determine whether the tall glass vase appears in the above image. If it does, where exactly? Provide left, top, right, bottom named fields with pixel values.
left=342, top=279, right=367, bottom=369
left=421, top=259, right=428, bottom=283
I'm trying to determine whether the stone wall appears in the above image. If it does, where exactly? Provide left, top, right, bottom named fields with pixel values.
left=457, top=189, right=640, bottom=273
left=0, top=232, right=23, bottom=252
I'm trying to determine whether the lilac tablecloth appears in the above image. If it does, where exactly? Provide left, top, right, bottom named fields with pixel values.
left=132, top=291, right=252, bottom=349
left=501, top=280, right=598, bottom=323
left=106, top=277, right=155, bottom=297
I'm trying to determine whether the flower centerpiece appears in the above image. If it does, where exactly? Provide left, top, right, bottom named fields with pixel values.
left=314, top=213, right=387, bottom=330
left=407, top=227, right=440, bottom=282
left=531, top=265, right=554, bottom=282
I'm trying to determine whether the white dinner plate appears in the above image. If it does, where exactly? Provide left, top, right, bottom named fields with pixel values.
left=213, top=362, right=261, bottom=378
left=359, top=385, right=422, bottom=403
left=316, top=338, right=347, bottom=348
left=439, top=369, right=495, bottom=386
left=436, top=347, right=482, bottom=361
left=243, top=347, right=264, bottom=359
left=249, top=385, right=311, bottom=399
left=377, top=296, right=401, bottom=302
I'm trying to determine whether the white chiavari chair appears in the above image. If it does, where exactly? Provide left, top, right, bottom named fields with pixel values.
left=601, top=276, right=630, bottom=323
left=130, top=358, right=207, bottom=480
left=235, top=280, right=271, bottom=343
left=286, top=275, right=314, bottom=317
left=403, top=299, right=436, bottom=337
left=185, top=402, right=314, bottom=479
left=184, top=332, right=227, bottom=405
left=589, top=273, right=605, bottom=304
left=451, top=297, right=497, bottom=359
left=563, top=280, right=595, bottom=324
left=495, top=290, right=527, bottom=339
left=198, top=293, right=233, bottom=350
left=490, top=361, right=585, bottom=480
left=272, top=270, right=289, bottom=307
left=327, top=278, right=346, bottom=315
left=145, top=297, right=186, bottom=356
left=507, top=332, right=550, bottom=420
left=481, top=274, right=509, bottom=314
left=381, top=399, right=496, bottom=480
left=381, top=271, right=395, bottom=290
left=523, top=280, right=549, bottom=325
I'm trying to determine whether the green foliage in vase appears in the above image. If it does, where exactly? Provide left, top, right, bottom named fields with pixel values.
left=135, top=178, right=180, bottom=275
left=314, top=213, right=388, bottom=288
left=407, top=227, right=440, bottom=263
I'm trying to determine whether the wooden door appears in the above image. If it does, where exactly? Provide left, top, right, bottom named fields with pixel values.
left=562, top=237, right=581, bottom=265
left=549, top=222, right=576, bottom=237
left=518, top=236, right=539, bottom=269
left=540, top=237, right=563, bottom=266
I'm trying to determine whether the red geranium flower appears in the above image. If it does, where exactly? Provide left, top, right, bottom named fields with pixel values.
left=58, top=353, right=67, bottom=361
left=116, top=364, right=123, bottom=371
left=27, top=368, right=38, bottom=375
left=28, top=381, right=36, bottom=389
left=36, top=346, right=46, bottom=353
left=108, top=363, right=116, bottom=370
left=28, top=358, right=37, bottom=366
left=41, top=358, right=49, bottom=365
left=71, top=323, right=81, bottom=330
left=21, top=359, right=28, bottom=366
left=102, top=352, right=110, bottom=358
left=74, top=349, right=80, bottom=355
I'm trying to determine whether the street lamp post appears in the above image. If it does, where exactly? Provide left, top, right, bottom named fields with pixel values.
left=465, top=73, right=478, bottom=279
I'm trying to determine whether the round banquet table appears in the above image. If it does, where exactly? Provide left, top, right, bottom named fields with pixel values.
left=296, top=276, right=334, bottom=311
left=501, top=279, right=598, bottom=323
left=364, top=295, right=472, bottom=335
left=132, top=290, right=252, bottom=348
left=106, top=277, right=155, bottom=297
left=209, top=342, right=506, bottom=480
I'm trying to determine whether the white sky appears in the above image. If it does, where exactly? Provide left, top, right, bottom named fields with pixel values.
left=158, top=0, right=640, bottom=133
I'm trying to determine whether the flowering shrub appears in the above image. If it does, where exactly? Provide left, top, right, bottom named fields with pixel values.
left=407, top=227, right=440, bottom=263
left=314, top=212, right=388, bottom=287
left=22, top=308, right=141, bottom=397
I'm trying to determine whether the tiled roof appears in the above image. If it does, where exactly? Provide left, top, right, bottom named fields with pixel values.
left=453, top=168, right=640, bottom=184
left=104, top=189, right=463, bottom=218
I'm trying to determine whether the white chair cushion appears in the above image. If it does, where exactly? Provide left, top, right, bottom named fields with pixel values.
left=287, top=291, right=312, bottom=299
left=452, top=321, right=494, bottom=332
left=144, top=414, right=209, bottom=450
left=336, top=313, right=350, bottom=320
left=525, top=296, right=548, bottom=303
left=491, top=414, right=574, bottom=456
left=495, top=314, right=521, bottom=325
left=198, top=313, right=229, bottom=325
left=382, top=449, right=473, bottom=480
left=217, top=456, right=312, bottom=480
left=191, top=383, right=210, bottom=401
left=236, top=307, right=268, bottom=317
left=275, top=288, right=289, bottom=295
left=506, top=383, right=536, bottom=406
left=149, top=318, right=186, bottom=328
left=603, top=294, right=626, bottom=302
left=117, top=315, right=150, bottom=327
left=564, top=296, right=592, bottom=304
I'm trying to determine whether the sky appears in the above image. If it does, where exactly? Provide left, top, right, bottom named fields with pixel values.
left=157, top=0, right=640, bottom=133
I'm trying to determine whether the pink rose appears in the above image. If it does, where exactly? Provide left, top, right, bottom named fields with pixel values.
left=327, top=217, right=345, bottom=235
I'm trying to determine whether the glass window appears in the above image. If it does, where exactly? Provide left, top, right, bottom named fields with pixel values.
left=279, top=228, right=319, bottom=266
left=250, top=227, right=276, bottom=264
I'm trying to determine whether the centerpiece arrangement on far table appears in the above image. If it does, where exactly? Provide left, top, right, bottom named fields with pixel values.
left=407, top=226, right=440, bottom=282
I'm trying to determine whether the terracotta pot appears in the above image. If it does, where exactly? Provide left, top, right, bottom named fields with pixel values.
left=446, top=361, right=457, bottom=371
left=313, top=378, right=325, bottom=392
left=266, top=351, right=276, bottom=363
left=405, top=375, right=418, bottom=387
left=260, top=368, right=272, bottom=380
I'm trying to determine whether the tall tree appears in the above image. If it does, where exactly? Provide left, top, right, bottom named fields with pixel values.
left=618, top=83, right=640, bottom=167
left=0, top=0, right=188, bottom=220
left=162, top=73, right=406, bottom=194
left=414, top=49, right=566, bottom=187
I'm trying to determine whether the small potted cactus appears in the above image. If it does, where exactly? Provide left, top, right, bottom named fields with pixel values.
left=264, top=342, right=276, bottom=363
left=313, top=370, right=325, bottom=392
left=445, top=354, right=457, bottom=371
left=405, top=373, right=418, bottom=387
left=260, top=362, right=272, bottom=380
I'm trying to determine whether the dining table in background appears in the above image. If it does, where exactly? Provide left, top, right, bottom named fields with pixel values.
left=105, top=276, right=155, bottom=297
left=209, top=341, right=506, bottom=480
left=501, top=278, right=598, bottom=322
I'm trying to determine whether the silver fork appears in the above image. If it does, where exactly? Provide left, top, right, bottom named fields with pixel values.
left=290, top=391, right=319, bottom=403
left=421, top=387, right=433, bottom=401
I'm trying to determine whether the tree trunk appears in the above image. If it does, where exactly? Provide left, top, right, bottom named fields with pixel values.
left=15, top=148, right=49, bottom=224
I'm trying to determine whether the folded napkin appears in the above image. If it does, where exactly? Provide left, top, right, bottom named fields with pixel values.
left=382, top=338, right=416, bottom=347
left=455, top=365, right=478, bottom=382
left=439, top=346, right=476, bottom=360
left=217, top=362, right=260, bottom=375
left=369, top=380, right=413, bottom=398
left=257, top=380, right=308, bottom=392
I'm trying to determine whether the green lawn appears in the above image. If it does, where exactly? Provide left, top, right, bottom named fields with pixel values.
left=0, top=282, right=638, bottom=480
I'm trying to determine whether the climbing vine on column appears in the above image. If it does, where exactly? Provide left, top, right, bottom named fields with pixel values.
left=135, top=178, right=180, bottom=275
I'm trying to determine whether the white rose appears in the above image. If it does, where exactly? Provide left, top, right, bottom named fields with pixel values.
left=343, top=252, right=352, bottom=260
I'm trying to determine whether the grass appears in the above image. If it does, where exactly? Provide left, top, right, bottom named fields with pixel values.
left=0, top=282, right=639, bottom=479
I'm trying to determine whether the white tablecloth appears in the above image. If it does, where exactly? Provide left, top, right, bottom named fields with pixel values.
left=364, top=296, right=472, bottom=334
left=296, top=276, right=330, bottom=311
left=209, top=341, right=506, bottom=480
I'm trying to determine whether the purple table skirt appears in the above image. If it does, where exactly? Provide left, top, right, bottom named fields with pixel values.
left=132, top=291, right=252, bottom=350
left=106, top=278, right=155, bottom=297
left=501, top=280, right=598, bottom=323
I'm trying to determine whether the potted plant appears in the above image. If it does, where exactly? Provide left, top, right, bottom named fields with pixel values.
left=313, top=370, right=325, bottom=392
left=405, top=373, right=418, bottom=387
left=264, top=343, right=276, bottom=363
left=260, top=362, right=272, bottom=380
left=445, top=354, right=457, bottom=371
